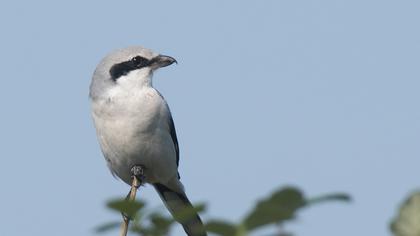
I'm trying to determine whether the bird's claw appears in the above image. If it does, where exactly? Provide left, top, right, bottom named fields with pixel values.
left=130, top=165, right=145, bottom=186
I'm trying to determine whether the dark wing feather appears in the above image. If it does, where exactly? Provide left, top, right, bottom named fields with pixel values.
left=168, top=111, right=180, bottom=167
left=156, top=90, right=180, bottom=174
left=154, top=183, right=207, bottom=236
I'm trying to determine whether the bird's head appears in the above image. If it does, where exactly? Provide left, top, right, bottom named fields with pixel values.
left=90, top=46, right=177, bottom=100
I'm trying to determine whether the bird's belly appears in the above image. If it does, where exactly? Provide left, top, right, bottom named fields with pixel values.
left=93, top=110, right=178, bottom=185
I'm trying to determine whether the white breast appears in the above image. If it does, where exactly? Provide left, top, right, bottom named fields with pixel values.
left=91, top=74, right=178, bottom=185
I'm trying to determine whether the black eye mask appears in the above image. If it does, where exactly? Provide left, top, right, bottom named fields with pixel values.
left=109, top=55, right=151, bottom=81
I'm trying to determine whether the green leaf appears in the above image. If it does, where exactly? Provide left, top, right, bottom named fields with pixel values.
left=107, top=199, right=146, bottom=219
left=243, top=186, right=305, bottom=231
left=205, top=220, right=238, bottom=236
left=95, top=221, right=120, bottom=233
left=173, top=203, right=206, bottom=223
left=148, top=213, right=175, bottom=236
left=391, top=191, right=420, bottom=236
left=130, top=223, right=152, bottom=235
left=306, top=193, right=351, bottom=205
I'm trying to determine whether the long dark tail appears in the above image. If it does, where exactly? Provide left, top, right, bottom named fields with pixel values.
left=154, top=183, right=207, bottom=236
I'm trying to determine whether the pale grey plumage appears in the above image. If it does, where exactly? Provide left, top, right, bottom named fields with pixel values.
left=89, top=46, right=206, bottom=236
left=90, top=46, right=158, bottom=100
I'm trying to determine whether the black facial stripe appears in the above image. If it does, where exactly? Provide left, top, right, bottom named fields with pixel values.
left=109, top=56, right=151, bottom=81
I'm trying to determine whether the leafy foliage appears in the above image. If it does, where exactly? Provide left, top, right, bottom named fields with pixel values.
left=173, top=203, right=206, bottom=224
left=205, top=220, right=238, bottom=236
left=205, top=186, right=350, bottom=236
left=107, top=199, right=145, bottom=219
left=96, top=186, right=350, bottom=236
left=243, top=187, right=305, bottom=230
left=391, top=191, right=420, bottom=236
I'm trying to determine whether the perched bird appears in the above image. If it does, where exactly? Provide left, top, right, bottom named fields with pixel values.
left=89, top=46, right=206, bottom=236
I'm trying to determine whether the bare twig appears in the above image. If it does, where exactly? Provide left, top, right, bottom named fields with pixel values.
left=119, top=166, right=143, bottom=236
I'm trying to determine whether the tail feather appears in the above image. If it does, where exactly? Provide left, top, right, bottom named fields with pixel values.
left=154, top=183, right=207, bottom=236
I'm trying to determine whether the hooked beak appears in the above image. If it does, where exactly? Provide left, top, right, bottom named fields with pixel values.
left=150, top=54, right=177, bottom=70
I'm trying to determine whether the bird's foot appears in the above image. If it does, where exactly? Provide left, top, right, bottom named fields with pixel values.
left=130, top=165, right=145, bottom=187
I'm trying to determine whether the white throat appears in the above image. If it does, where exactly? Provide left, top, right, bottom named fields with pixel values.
left=117, top=69, right=153, bottom=90
left=102, top=69, right=155, bottom=102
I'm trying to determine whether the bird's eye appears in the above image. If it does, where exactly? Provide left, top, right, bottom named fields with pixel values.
left=132, top=56, right=147, bottom=66
left=132, top=56, right=141, bottom=63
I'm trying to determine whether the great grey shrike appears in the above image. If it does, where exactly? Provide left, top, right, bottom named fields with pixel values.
left=89, top=46, right=206, bottom=236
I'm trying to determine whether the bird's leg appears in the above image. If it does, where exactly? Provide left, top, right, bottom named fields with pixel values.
left=121, top=165, right=145, bottom=220
left=119, top=165, right=145, bottom=236
left=130, top=165, right=145, bottom=186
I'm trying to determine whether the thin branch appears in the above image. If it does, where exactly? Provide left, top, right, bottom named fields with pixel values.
left=119, top=167, right=143, bottom=236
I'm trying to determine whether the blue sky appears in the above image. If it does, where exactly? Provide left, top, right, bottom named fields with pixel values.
left=0, top=1, right=419, bottom=235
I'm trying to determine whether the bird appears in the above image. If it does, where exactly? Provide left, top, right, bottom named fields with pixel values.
left=89, top=46, right=207, bottom=236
